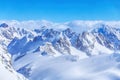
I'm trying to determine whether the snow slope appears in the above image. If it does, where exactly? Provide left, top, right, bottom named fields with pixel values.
left=0, top=24, right=32, bottom=80
left=0, top=45, right=28, bottom=80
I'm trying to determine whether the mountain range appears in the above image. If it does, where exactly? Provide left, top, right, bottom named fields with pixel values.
left=1, top=20, right=120, bottom=80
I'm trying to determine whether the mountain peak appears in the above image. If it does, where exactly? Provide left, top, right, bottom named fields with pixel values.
left=0, top=23, right=9, bottom=28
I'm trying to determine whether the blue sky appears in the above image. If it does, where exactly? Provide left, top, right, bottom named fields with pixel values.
left=0, top=0, right=120, bottom=22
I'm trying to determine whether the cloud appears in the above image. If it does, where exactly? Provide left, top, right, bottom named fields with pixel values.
left=0, top=20, right=120, bottom=33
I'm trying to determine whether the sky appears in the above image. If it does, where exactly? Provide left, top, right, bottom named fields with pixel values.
left=0, top=0, right=120, bottom=22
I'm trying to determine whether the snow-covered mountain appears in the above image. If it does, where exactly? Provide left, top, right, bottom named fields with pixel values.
left=0, top=45, right=28, bottom=80
left=8, top=24, right=117, bottom=58
left=0, top=24, right=33, bottom=80
left=0, top=47, right=27, bottom=79
left=1, top=20, right=120, bottom=80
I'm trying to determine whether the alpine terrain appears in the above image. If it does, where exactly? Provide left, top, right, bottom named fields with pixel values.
left=1, top=20, right=120, bottom=80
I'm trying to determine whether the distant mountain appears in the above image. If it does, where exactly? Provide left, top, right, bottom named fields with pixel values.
left=0, top=23, right=8, bottom=28
left=8, top=24, right=117, bottom=59
left=1, top=21, right=120, bottom=80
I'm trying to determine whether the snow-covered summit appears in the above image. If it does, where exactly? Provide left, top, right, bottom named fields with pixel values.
left=0, top=23, right=9, bottom=28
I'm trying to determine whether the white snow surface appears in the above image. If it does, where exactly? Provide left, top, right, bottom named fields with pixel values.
left=0, top=45, right=27, bottom=80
